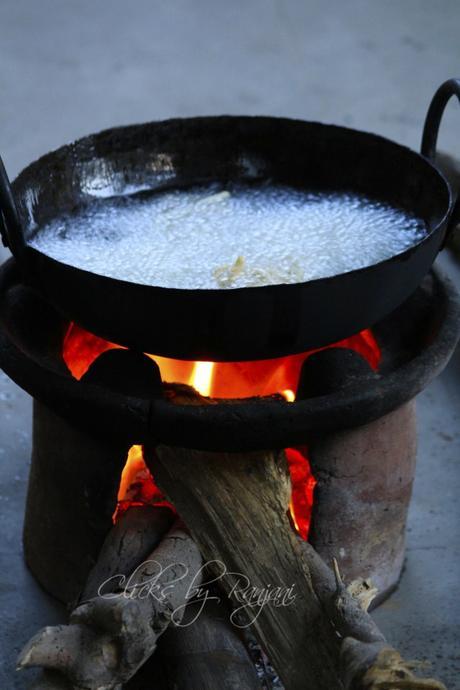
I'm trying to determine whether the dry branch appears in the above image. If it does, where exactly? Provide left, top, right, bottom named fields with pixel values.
left=18, top=513, right=202, bottom=690
left=302, top=543, right=446, bottom=689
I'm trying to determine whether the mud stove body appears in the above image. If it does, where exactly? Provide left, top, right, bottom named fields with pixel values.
left=0, top=258, right=458, bottom=610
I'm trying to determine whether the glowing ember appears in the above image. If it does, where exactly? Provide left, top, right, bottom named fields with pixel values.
left=113, top=445, right=172, bottom=522
left=286, top=447, right=316, bottom=540
left=63, top=323, right=381, bottom=536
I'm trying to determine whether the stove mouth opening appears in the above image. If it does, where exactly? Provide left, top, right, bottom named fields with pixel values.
left=62, top=322, right=381, bottom=540
left=113, top=443, right=318, bottom=538
left=62, top=320, right=381, bottom=398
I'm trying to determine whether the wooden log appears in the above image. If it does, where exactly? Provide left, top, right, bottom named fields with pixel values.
left=144, top=386, right=342, bottom=690
left=81, top=504, right=174, bottom=600
left=23, top=503, right=172, bottom=690
left=82, top=501, right=260, bottom=689
left=125, top=594, right=262, bottom=690
left=145, top=384, right=446, bottom=690
left=157, top=595, right=261, bottom=690
left=18, top=516, right=202, bottom=690
left=147, top=442, right=341, bottom=690
left=19, top=503, right=260, bottom=690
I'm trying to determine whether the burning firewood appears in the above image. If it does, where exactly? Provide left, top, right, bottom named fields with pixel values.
left=146, top=421, right=341, bottom=687
left=144, top=383, right=447, bottom=690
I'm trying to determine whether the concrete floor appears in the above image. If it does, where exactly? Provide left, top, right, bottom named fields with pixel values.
left=0, top=1, right=459, bottom=687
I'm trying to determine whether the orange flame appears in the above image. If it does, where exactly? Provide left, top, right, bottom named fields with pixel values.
left=63, top=323, right=380, bottom=397
left=286, top=447, right=316, bottom=540
left=113, top=444, right=172, bottom=522
left=190, top=361, right=215, bottom=396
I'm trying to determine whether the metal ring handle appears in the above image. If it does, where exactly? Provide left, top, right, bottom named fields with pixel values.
left=421, top=78, right=460, bottom=247
left=421, top=78, right=460, bottom=160
left=0, top=155, right=25, bottom=256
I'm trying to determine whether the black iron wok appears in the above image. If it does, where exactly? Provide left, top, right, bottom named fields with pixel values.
left=0, top=79, right=459, bottom=361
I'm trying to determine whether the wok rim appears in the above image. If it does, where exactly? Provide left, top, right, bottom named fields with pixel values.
left=13, top=114, right=453, bottom=298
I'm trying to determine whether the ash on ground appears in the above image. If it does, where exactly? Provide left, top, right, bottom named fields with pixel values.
left=243, top=630, right=284, bottom=690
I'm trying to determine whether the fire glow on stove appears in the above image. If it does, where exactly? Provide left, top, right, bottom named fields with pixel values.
left=63, top=321, right=381, bottom=537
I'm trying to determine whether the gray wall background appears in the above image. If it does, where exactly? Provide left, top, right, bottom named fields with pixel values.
left=1, top=0, right=459, bottom=187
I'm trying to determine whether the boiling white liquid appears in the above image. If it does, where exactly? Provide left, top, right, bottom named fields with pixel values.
left=30, top=183, right=427, bottom=289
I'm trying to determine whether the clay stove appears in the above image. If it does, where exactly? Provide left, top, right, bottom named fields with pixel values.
left=0, top=255, right=459, bottom=690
